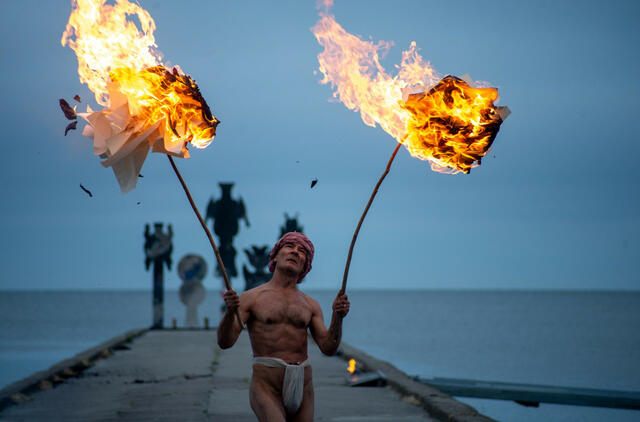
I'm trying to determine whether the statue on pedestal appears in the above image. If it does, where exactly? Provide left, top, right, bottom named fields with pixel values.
left=144, top=222, right=173, bottom=329
left=242, top=245, right=270, bottom=291
left=280, top=212, right=303, bottom=237
left=205, top=183, right=249, bottom=280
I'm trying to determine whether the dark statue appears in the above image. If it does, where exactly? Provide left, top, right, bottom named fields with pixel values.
left=242, top=245, right=271, bottom=291
left=279, top=212, right=303, bottom=237
left=144, top=222, right=173, bottom=329
left=144, top=223, right=173, bottom=271
left=205, top=183, right=249, bottom=279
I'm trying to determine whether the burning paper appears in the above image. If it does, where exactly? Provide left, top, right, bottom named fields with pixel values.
left=401, top=75, right=510, bottom=174
left=312, top=6, right=509, bottom=174
left=61, top=0, right=218, bottom=193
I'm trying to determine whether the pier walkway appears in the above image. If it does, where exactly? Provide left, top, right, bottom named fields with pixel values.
left=0, top=329, right=493, bottom=421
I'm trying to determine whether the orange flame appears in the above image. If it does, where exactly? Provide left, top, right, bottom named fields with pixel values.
left=109, top=66, right=217, bottom=149
left=347, top=358, right=356, bottom=374
left=61, top=0, right=162, bottom=106
left=402, top=76, right=505, bottom=174
left=61, top=0, right=217, bottom=152
left=312, top=9, right=508, bottom=174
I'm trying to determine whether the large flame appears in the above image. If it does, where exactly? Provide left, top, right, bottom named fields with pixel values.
left=61, top=0, right=162, bottom=106
left=61, top=0, right=218, bottom=192
left=109, top=66, right=217, bottom=149
left=402, top=76, right=505, bottom=174
left=312, top=9, right=508, bottom=174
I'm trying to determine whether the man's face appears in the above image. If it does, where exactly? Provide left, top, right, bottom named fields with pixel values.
left=275, top=241, right=307, bottom=276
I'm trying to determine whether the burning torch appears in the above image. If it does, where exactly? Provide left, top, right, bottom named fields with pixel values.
left=312, top=4, right=511, bottom=294
left=59, top=0, right=243, bottom=327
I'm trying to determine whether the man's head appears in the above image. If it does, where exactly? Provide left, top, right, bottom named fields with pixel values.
left=268, top=232, right=314, bottom=283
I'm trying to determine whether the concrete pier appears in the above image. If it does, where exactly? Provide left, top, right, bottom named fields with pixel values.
left=0, top=330, right=494, bottom=421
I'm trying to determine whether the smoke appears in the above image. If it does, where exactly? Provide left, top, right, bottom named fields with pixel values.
left=316, top=0, right=333, bottom=15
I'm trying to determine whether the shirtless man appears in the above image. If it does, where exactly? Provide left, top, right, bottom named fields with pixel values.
left=217, top=232, right=350, bottom=422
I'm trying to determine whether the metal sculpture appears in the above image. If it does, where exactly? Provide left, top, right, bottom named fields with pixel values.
left=144, top=222, right=173, bottom=329
left=205, top=183, right=249, bottom=279
left=242, top=245, right=271, bottom=291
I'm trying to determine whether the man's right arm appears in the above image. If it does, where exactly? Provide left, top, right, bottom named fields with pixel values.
left=217, top=290, right=249, bottom=349
left=308, top=293, right=349, bottom=356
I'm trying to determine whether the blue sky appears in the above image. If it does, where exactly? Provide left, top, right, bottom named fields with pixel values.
left=0, top=0, right=638, bottom=291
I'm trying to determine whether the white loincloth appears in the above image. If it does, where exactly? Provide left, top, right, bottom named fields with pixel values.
left=253, top=357, right=310, bottom=414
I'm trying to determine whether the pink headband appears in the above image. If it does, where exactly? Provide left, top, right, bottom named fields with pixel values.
left=268, top=232, right=314, bottom=283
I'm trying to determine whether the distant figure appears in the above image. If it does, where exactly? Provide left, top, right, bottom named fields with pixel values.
left=218, top=232, right=350, bottom=422
left=242, top=245, right=271, bottom=291
left=144, top=222, right=173, bottom=329
left=205, top=183, right=249, bottom=279
left=279, top=213, right=303, bottom=238
left=177, top=254, right=207, bottom=328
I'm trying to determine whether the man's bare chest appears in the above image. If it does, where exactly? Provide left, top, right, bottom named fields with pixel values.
left=253, top=293, right=312, bottom=328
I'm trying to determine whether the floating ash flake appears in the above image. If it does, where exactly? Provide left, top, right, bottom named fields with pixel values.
left=79, top=183, right=93, bottom=197
left=59, top=98, right=77, bottom=120
left=64, top=121, right=78, bottom=136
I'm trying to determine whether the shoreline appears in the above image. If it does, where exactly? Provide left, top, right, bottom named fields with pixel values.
left=0, top=327, right=148, bottom=410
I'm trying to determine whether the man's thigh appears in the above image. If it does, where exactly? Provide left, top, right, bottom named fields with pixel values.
left=250, top=367, right=287, bottom=422
left=291, top=367, right=314, bottom=422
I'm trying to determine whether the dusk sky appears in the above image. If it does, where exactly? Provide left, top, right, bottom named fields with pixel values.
left=1, top=0, right=638, bottom=291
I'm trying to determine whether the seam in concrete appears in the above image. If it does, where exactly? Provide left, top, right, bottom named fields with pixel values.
left=338, top=342, right=498, bottom=422
left=129, top=373, right=213, bottom=384
left=0, top=327, right=148, bottom=411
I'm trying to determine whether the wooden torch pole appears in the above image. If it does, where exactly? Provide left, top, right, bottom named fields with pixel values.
left=167, top=155, right=244, bottom=329
left=340, top=141, right=403, bottom=294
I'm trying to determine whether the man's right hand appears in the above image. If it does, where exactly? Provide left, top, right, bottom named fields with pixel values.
left=218, top=289, right=243, bottom=349
left=223, top=289, right=240, bottom=311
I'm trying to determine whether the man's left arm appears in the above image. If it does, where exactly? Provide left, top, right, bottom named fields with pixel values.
left=309, top=293, right=350, bottom=356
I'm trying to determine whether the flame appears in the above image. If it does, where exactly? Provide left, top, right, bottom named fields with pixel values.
left=347, top=358, right=356, bottom=374
left=402, top=76, right=505, bottom=174
left=312, top=9, right=507, bottom=174
left=109, top=66, right=217, bottom=149
left=61, top=0, right=217, bottom=151
left=61, top=0, right=162, bottom=106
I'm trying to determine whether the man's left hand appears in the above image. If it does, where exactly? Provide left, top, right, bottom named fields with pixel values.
left=333, top=293, right=350, bottom=318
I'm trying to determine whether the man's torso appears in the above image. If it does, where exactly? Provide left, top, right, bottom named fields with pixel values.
left=245, top=285, right=313, bottom=363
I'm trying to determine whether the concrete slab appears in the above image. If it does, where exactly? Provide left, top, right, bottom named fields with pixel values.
left=0, top=329, right=472, bottom=422
left=208, top=331, right=436, bottom=421
left=0, top=330, right=216, bottom=422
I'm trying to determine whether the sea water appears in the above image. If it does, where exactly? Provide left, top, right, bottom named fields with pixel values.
left=1, top=289, right=639, bottom=422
